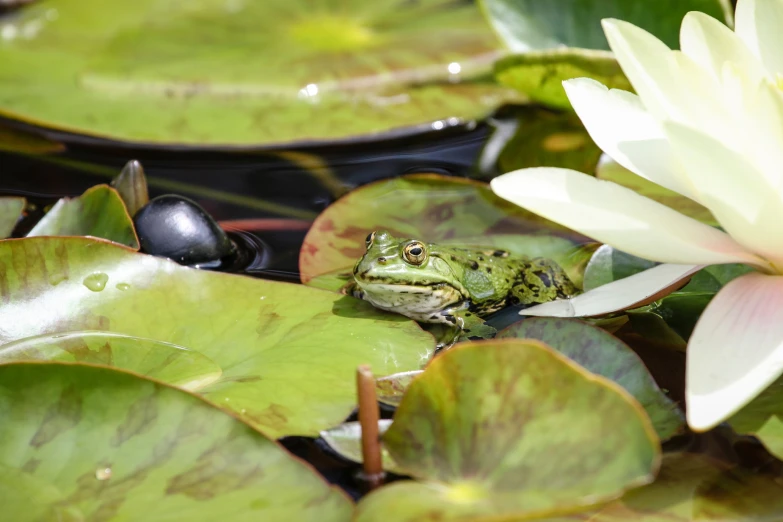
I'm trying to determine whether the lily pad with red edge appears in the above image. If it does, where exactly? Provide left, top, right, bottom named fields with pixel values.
left=0, top=331, right=223, bottom=391
left=0, top=236, right=434, bottom=438
left=299, top=174, right=591, bottom=290
left=0, top=362, right=353, bottom=521
left=0, top=0, right=519, bottom=147
left=355, top=340, right=660, bottom=522
left=27, top=185, right=139, bottom=249
left=586, top=453, right=783, bottom=520
left=0, top=196, right=24, bottom=238
left=497, top=317, right=684, bottom=440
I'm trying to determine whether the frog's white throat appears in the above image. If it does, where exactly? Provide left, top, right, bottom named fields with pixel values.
left=355, top=282, right=464, bottom=323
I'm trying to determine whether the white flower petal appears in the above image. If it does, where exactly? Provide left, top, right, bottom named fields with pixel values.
left=736, top=0, right=783, bottom=77
left=680, top=11, right=765, bottom=83
left=490, top=168, right=765, bottom=267
left=563, top=78, right=698, bottom=200
left=687, top=272, right=783, bottom=430
left=519, top=264, right=703, bottom=318
left=663, top=121, right=783, bottom=265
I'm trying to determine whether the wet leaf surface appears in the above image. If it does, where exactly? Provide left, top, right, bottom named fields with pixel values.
left=0, top=362, right=353, bottom=521
left=497, top=317, right=684, bottom=440
left=355, top=340, right=660, bottom=521
left=27, top=185, right=139, bottom=249
left=0, top=331, right=223, bottom=391
left=0, top=236, right=434, bottom=438
left=319, top=420, right=403, bottom=474
left=299, top=174, right=590, bottom=288
left=0, top=0, right=518, bottom=146
left=0, top=196, right=24, bottom=238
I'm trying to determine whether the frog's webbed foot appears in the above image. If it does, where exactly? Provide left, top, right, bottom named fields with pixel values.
left=340, top=280, right=364, bottom=299
left=442, top=309, right=497, bottom=343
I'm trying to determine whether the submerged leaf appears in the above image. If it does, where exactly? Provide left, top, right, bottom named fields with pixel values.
left=498, top=318, right=683, bottom=439
left=27, top=185, right=139, bottom=249
left=375, top=370, right=422, bottom=407
left=319, top=420, right=403, bottom=474
left=0, top=363, right=352, bottom=521
left=356, top=340, right=660, bottom=521
left=0, top=196, right=24, bottom=238
left=0, top=236, right=434, bottom=438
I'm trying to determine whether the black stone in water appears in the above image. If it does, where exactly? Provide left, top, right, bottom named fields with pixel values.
left=134, top=195, right=236, bottom=266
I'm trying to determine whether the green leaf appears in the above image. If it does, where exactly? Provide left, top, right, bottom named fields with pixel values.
left=495, top=48, right=631, bottom=110
left=0, top=362, right=352, bottom=521
left=497, top=317, right=683, bottom=440
left=0, top=0, right=519, bottom=146
left=319, top=420, right=404, bottom=474
left=583, top=244, right=657, bottom=292
left=375, top=370, right=422, bottom=407
left=729, top=376, right=783, bottom=461
left=0, top=236, right=434, bottom=438
left=0, top=122, right=65, bottom=154
left=0, top=196, right=24, bottom=238
left=355, top=340, right=660, bottom=521
left=0, top=331, right=223, bottom=391
left=299, top=174, right=589, bottom=289
left=587, top=453, right=783, bottom=520
left=27, top=185, right=140, bottom=249
left=111, top=160, right=149, bottom=217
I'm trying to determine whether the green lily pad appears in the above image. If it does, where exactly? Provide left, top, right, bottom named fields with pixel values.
left=319, top=420, right=404, bottom=474
left=0, top=196, right=24, bottom=238
left=27, top=185, right=139, bottom=249
left=497, top=317, right=684, bottom=440
left=583, top=245, right=658, bottom=292
left=0, top=362, right=352, bottom=521
left=596, top=157, right=718, bottom=226
left=0, top=0, right=519, bottom=147
left=729, top=376, right=783, bottom=461
left=494, top=105, right=604, bottom=173
left=587, top=453, right=783, bottom=520
left=0, top=331, right=223, bottom=391
left=299, top=174, right=589, bottom=289
left=355, top=340, right=660, bottom=521
left=375, top=370, right=422, bottom=407
left=0, top=236, right=434, bottom=438
left=495, top=48, right=632, bottom=110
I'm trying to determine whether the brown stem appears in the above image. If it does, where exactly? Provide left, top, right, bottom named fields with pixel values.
left=357, top=364, right=384, bottom=489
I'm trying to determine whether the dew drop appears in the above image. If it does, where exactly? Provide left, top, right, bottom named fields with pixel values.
left=83, top=273, right=109, bottom=292
left=95, top=467, right=112, bottom=481
left=240, top=408, right=247, bottom=414
left=116, top=283, right=131, bottom=291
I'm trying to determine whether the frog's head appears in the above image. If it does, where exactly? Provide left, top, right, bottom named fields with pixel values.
left=351, top=230, right=468, bottom=318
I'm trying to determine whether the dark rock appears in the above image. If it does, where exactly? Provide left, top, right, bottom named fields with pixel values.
left=134, top=195, right=235, bottom=266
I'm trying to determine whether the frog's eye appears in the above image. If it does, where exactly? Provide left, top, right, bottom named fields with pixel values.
left=365, top=231, right=376, bottom=250
left=403, top=241, right=427, bottom=265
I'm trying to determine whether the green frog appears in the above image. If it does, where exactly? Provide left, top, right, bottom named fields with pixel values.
left=344, top=230, right=578, bottom=342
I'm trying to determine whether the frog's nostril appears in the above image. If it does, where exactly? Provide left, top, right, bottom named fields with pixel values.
left=377, top=257, right=387, bottom=264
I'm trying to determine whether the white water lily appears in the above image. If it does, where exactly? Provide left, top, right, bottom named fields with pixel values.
left=490, top=0, right=783, bottom=432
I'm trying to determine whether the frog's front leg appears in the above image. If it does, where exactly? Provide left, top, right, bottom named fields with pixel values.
left=437, top=305, right=497, bottom=342
left=340, top=280, right=364, bottom=299
left=511, top=258, right=579, bottom=306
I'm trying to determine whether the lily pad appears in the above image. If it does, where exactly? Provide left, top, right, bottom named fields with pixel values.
left=729, top=376, right=783, bottom=461
left=583, top=244, right=657, bottom=292
left=27, top=185, right=139, bottom=249
left=497, top=317, right=683, bottom=439
left=588, top=453, right=783, bottom=520
left=0, top=122, right=65, bottom=154
left=0, top=236, right=434, bottom=438
left=355, top=340, right=659, bottom=521
left=319, top=420, right=403, bottom=474
left=299, top=174, right=590, bottom=288
left=0, top=0, right=519, bottom=147
left=0, top=196, right=24, bottom=238
left=0, top=362, right=352, bottom=521
left=0, top=331, right=223, bottom=391
left=375, top=370, right=422, bottom=407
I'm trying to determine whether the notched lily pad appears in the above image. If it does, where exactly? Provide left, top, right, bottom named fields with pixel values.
left=0, top=331, right=223, bottom=391
left=0, top=236, right=434, bottom=438
left=319, top=420, right=404, bottom=474
left=497, top=317, right=684, bottom=439
left=0, top=362, right=352, bottom=521
left=355, top=340, right=660, bottom=522
left=27, top=184, right=139, bottom=249
left=0, top=196, right=25, bottom=238
left=299, top=174, right=590, bottom=289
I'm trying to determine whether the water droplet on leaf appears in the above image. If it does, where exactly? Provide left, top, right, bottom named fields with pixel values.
left=83, top=273, right=108, bottom=292
left=116, top=283, right=131, bottom=291
left=95, top=467, right=112, bottom=480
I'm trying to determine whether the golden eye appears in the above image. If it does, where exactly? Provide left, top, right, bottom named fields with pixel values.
left=365, top=231, right=376, bottom=250
left=403, top=241, right=427, bottom=265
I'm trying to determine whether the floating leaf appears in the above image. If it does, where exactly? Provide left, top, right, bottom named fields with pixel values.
left=588, top=453, right=783, bottom=520
left=111, top=160, right=149, bottom=216
left=27, top=185, right=139, bottom=249
left=299, top=174, right=589, bottom=288
left=0, top=362, right=352, bottom=521
left=0, top=236, right=433, bottom=438
left=320, top=420, right=404, bottom=474
left=0, top=331, right=223, bottom=391
left=0, top=0, right=518, bottom=147
left=0, top=196, right=24, bottom=238
left=729, top=376, right=783, bottom=461
left=0, top=122, right=65, bottom=154
left=355, top=340, right=659, bottom=521
left=497, top=317, right=683, bottom=439
left=375, top=370, right=422, bottom=407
